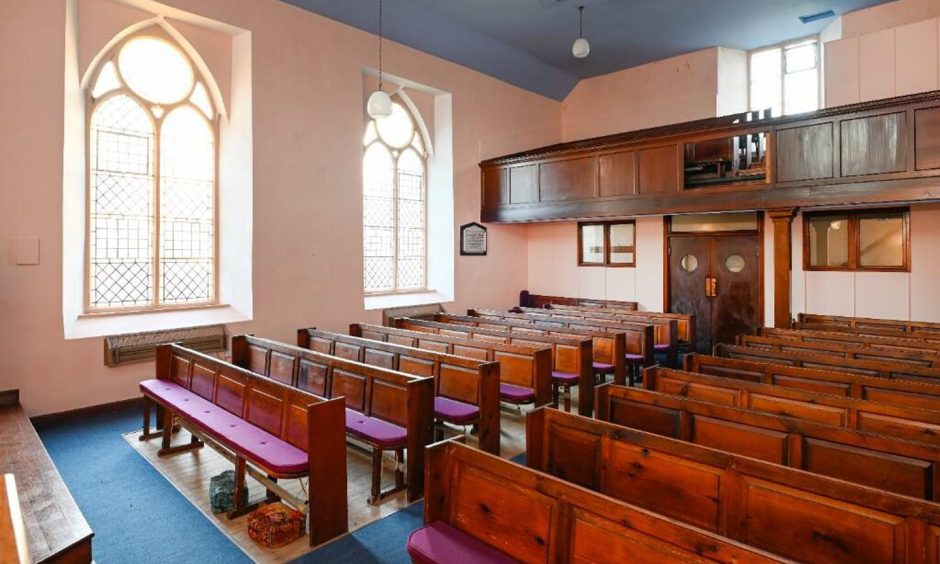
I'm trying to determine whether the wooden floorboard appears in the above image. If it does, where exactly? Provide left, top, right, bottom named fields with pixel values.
left=123, top=396, right=551, bottom=562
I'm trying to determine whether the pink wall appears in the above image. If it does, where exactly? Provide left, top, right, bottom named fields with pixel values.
left=0, top=0, right=561, bottom=415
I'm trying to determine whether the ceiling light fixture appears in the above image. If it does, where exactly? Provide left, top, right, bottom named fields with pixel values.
left=572, top=5, right=590, bottom=59
left=367, top=0, right=393, bottom=119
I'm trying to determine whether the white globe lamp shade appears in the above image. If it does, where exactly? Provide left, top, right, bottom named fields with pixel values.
left=367, top=89, right=393, bottom=118
left=572, top=37, right=590, bottom=59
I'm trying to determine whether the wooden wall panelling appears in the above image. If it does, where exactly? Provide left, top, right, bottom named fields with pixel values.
left=539, top=156, right=598, bottom=201
left=638, top=145, right=679, bottom=195
left=509, top=164, right=538, bottom=204
left=775, top=123, right=834, bottom=182
left=598, top=151, right=636, bottom=197
left=481, top=166, right=508, bottom=207
left=840, top=112, right=907, bottom=177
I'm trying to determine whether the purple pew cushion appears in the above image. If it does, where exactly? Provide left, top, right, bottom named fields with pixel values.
left=499, top=383, right=535, bottom=404
left=407, top=522, right=515, bottom=564
left=434, top=397, right=479, bottom=425
left=551, top=371, right=580, bottom=384
left=140, top=379, right=307, bottom=475
left=345, top=409, right=408, bottom=448
left=592, top=362, right=615, bottom=373
left=625, top=353, right=645, bottom=363
left=654, top=344, right=670, bottom=352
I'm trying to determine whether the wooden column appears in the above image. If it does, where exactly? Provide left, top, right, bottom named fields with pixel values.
left=768, top=208, right=797, bottom=329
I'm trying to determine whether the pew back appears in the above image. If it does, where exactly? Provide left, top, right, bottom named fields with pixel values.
left=714, top=343, right=940, bottom=383
left=528, top=408, right=940, bottom=564
left=758, top=327, right=940, bottom=354
left=230, top=335, right=433, bottom=501
left=423, top=439, right=784, bottom=563
left=349, top=323, right=557, bottom=413
left=798, top=313, right=940, bottom=335
left=519, top=291, right=638, bottom=311
left=737, top=334, right=940, bottom=368
left=297, top=328, right=500, bottom=454
left=596, top=384, right=940, bottom=501
left=644, top=365, right=940, bottom=446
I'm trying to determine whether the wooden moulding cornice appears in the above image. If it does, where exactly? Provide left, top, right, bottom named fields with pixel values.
left=767, top=208, right=797, bottom=222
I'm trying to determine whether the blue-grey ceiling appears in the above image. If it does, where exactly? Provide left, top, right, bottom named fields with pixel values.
left=282, top=0, right=893, bottom=100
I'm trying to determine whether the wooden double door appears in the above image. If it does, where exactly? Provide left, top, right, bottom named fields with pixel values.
left=668, top=232, right=761, bottom=352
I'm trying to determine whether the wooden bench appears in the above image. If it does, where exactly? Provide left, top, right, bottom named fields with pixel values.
left=297, top=327, right=501, bottom=455
left=759, top=326, right=940, bottom=354
left=528, top=407, right=940, bottom=563
left=0, top=392, right=94, bottom=562
left=736, top=334, right=940, bottom=368
left=466, top=310, right=654, bottom=381
left=391, top=317, right=594, bottom=415
left=798, top=313, right=940, bottom=335
left=644, top=365, right=940, bottom=447
left=685, top=353, right=940, bottom=412
left=139, top=344, right=348, bottom=545
left=595, top=384, right=940, bottom=501
left=539, top=303, right=696, bottom=354
left=409, top=438, right=783, bottom=563
left=714, top=343, right=940, bottom=383
left=229, top=335, right=434, bottom=504
left=519, top=290, right=638, bottom=311
left=513, top=305, right=681, bottom=366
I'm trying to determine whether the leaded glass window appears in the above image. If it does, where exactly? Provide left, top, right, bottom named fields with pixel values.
left=87, top=34, right=217, bottom=310
left=363, top=100, right=427, bottom=293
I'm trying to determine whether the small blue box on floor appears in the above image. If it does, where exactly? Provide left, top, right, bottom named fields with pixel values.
left=209, top=470, right=248, bottom=514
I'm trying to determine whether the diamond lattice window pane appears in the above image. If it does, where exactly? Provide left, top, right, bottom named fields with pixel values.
left=159, top=106, right=215, bottom=304
left=89, top=94, right=154, bottom=308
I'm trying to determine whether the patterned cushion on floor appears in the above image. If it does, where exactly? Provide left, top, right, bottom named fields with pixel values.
left=248, top=503, right=304, bottom=548
left=209, top=470, right=248, bottom=514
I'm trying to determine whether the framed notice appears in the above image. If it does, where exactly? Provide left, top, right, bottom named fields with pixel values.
left=460, top=222, right=488, bottom=256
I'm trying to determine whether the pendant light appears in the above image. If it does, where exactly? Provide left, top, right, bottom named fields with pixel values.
left=572, top=5, right=590, bottom=59
left=367, top=0, right=393, bottom=118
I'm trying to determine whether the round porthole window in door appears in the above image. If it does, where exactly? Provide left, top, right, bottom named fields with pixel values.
left=725, top=254, right=745, bottom=273
left=680, top=254, right=698, bottom=272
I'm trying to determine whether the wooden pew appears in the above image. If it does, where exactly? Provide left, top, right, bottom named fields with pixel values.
left=392, top=317, right=596, bottom=415
left=0, top=392, right=93, bottom=562
left=798, top=313, right=940, bottom=335
left=527, top=408, right=940, bottom=563
left=513, top=305, right=681, bottom=366
left=793, top=321, right=940, bottom=345
left=140, top=344, right=348, bottom=545
left=0, top=475, right=28, bottom=564
left=540, top=303, right=696, bottom=354
left=714, top=343, right=940, bottom=383
left=643, top=365, right=940, bottom=447
left=759, top=326, right=940, bottom=353
left=595, top=384, right=940, bottom=501
left=228, top=335, right=433, bottom=504
left=685, top=353, right=940, bottom=412
left=465, top=310, right=654, bottom=377
left=736, top=334, right=940, bottom=368
left=519, top=290, right=638, bottom=311
left=297, top=328, right=500, bottom=455
left=411, top=439, right=783, bottom=563
left=350, top=322, right=558, bottom=414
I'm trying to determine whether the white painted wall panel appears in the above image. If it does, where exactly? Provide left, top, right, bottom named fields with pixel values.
left=805, top=271, right=856, bottom=315
left=526, top=223, right=555, bottom=295
left=825, top=37, right=860, bottom=107
left=855, top=272, right=910, bottom=319
left=910, top=204, right=940, bottom=322
left=895, top=18, right=939, bottom=95
left=577, top=267, right=606, bottom=299
left=605, top=267, right=637, bottom=302
left=635, top=217, right=665, bottom=311
left=552, top=223, right=579, bottom=298
left=859, top=29, right=896, bottom=101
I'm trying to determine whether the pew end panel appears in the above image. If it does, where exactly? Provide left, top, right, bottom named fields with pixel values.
left=305, top=396, right=349, bottom=545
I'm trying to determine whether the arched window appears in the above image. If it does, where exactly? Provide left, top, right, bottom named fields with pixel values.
left=363, top=99, right=428, bottom=293
left=86, top=33, right=217, bottom=311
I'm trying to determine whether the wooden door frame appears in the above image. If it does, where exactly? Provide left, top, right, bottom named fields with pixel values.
left=663, top=213, right=765, bottom=331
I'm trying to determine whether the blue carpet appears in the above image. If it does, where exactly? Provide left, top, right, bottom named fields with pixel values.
left=293, top=502, right=424, bottom=563
left=34, top=402, right=250, bottom=564
left=511, top=452, right=526, bottom=465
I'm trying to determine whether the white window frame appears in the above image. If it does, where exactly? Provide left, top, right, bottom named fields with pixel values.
left=84, top=31, right=220, bottom=314
left=748, top=35, right=822, bottom=117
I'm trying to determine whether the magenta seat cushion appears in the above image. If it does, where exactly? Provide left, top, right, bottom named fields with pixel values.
left=499, top=383, right=535, bottom=404
left=434, top=397, right=479, bottom=424
left=407, top=522, right=515, bottom=564
left=551, top=371, right=579, bottom=384
left=624, top=353, right=645, bottom=363
left=140, top=379, right=307, bottom=475
left=654, top=344, right=671, bottom=352
left=592, top=362, right=615, bottom=373
left=345, top=409, right=407, bottom=448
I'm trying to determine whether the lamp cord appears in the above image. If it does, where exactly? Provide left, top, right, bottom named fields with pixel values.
left=578, top=6, right=584, bottom=39
left=378, top=0, right=384, bottom=91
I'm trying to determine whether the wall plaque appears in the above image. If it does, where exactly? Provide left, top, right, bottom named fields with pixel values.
left=460, top=222, right=487, bottom=256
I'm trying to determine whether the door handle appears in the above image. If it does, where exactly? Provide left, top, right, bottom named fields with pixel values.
left=711, top=278, right=718, bottom=297
left=704, top=277, right=718, bottom=298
